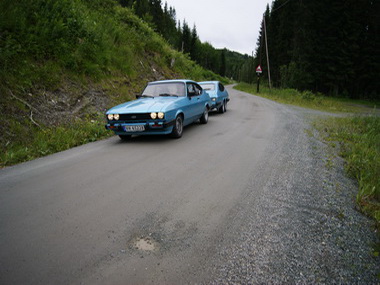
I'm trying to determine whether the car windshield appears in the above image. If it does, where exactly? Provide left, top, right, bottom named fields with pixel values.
left=199, top=84, right=215, bottom=91
left=142, top=82, right=186, bottom=97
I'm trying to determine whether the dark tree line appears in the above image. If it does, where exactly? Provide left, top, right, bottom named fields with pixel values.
left=117, top=0, right=250, bottom=81
left=255, top=0, right=379, bottom=99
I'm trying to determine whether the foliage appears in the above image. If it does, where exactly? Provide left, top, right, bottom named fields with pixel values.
left=1, top=0, right=132, bottom=90
left=117, top=0, right=249, bottom=81
left=255, top=0, right=380, bottom=100
left=0, top=114, right=111, bottom=168
left=316, top=116, right=380, bottom=224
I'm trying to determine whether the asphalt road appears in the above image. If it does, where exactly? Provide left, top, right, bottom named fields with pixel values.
left=0, top=86, right=378, bottom=284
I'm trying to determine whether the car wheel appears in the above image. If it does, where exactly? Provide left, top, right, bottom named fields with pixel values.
left=224, top=100, right=227, bottom=112
left=119, top=135, right=131, bottom=141
left=171, top=115, right=183, bottom=138
left=218, top=101, right=225, bottom=113
left=200, top=107, right=209, bottom=124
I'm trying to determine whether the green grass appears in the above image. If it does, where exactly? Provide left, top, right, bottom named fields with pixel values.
left=0, top=113, right=111, bottom=168
left=315, top=116, right=380, bottom=224
left=0, top=0, right=221, bottom=92
left=235, top=82, right=379, bottom=113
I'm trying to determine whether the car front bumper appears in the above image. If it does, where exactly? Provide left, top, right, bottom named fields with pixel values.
left=105, top=119, right=176, bottom=136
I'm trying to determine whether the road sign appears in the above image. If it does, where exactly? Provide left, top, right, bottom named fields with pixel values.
left=256, top=65, right=262, bottom=73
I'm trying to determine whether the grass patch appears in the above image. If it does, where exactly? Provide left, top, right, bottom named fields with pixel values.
left=1, top=113, right=111, bottom=167
left=235, top=82, right=379, bottom=113
left=315, top=116, right=380, bottom=225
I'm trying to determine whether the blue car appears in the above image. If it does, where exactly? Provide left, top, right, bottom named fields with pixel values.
left=198, top=81, right=229, bottom=113
left=105, top=79, right=211, bottom=139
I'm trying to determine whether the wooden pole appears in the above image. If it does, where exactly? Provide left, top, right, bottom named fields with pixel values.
left=263, top=14, right=272, bottom=89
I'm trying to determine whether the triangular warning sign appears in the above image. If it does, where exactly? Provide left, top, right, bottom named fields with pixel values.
left=256, top=65, right=262, bottom=73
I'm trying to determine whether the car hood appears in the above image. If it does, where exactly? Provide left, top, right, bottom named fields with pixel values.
left=107, top=97, right=178, bottom=114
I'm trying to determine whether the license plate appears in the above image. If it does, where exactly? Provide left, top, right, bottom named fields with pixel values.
left=124, top=125, right=145, bottom=132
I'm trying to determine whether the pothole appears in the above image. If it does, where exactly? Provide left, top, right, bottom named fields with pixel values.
left=133, top=236, right=159, bottom=251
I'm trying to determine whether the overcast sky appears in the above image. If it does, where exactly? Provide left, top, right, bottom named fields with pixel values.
left=165, top=0, right=273, bottom=55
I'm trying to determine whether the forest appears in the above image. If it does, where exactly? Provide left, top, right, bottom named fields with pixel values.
left=255, top=0, right=379, bottom=99
left=117, top=0, right=250, bottom=81
left=117, top=0, right=379, bottom=99
left=1, top=0, right=378, bottom=103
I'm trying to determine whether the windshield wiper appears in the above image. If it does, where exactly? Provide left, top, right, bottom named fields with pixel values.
left=159, top=93, right=178, bottom=97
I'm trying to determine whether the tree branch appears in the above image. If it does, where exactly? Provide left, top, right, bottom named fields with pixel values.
left=9, top=89, right=41, bottom=128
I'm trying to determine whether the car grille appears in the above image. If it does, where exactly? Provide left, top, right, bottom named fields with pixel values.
left=119, top=113, right=151, bottom=120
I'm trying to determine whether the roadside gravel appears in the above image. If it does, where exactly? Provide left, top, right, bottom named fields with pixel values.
left=203, top=98, right=379, bottom=284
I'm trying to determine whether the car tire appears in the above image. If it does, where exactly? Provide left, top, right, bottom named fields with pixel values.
left=171, top=115, right=183, bottom=138
left=224, top=100, right=227, bottom=112
left=119, top=135, right=131, bottom=141
left=218, top=101, right=226, bottom=113
left=200, top=107, right=209, bottom=124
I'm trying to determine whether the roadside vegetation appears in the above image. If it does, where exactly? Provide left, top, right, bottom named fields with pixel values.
left=235, top=82, right=380, bottom=230
left=0, top=114, right=111, bottom=166
left=316, top=117, right=380, bottom=228
left=235, top=83, right=379, bottom=113
left=253, top=1, right=379, bottom=100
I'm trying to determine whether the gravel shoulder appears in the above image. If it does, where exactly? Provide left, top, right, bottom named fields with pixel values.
left=202, top=95, right=379, bottom=284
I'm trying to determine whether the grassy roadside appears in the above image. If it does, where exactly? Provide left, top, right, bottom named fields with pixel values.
left=235, top=82, right=379, bottom=113
left=315, top=117, right=380, bottom=225
left=0, top=113, right=112, bottom=167
left=234, top=83, right=380, bottom=229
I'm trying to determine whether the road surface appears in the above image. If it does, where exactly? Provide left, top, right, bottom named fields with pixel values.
left=0, top=86, right=378, bottom=284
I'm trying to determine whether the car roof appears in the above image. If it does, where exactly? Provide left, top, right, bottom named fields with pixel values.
left=148, top=79, right=197, bottom=85
left=198, top=81, right=219, bottom=85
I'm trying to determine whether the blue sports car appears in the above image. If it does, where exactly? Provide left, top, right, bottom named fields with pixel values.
left=198, top=81, right=229, bottom=113
left=105, top=79, right=212, bottom=139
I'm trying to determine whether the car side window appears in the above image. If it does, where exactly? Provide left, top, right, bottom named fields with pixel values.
left=194, top=84, right=202, bottom=95
left=219, top=83, right=225, bottom=92
left=187, top=84, right=195, bottom=96
left=187, top=83, right=202, bottom=96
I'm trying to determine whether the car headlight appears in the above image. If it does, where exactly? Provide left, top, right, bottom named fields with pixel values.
left=113, top=114, right=120, bottom=120
left=107, top=114, right=114, bottom=120
left=150, top=112, right=157, bottom=119
left=212, top=98, right=216, bottom=101
left=157, top=112, right=165, bottom=119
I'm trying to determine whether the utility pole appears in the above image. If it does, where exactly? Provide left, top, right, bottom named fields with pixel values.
left=252, top=50, right=255, bottom=84
left=263, top=13, right=272, bottom=89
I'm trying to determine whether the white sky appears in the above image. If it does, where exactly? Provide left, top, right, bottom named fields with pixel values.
left=165, top=0, right=273, bottom=55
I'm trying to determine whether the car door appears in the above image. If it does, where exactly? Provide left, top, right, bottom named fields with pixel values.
left=218, top=82, right=227, bottom=101
left=192, top=83, right=205, bottom=116
left=185, top=83, right=200, bottom=123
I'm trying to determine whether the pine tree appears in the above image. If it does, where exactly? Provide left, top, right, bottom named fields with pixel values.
left=189, top=24, right=198, bottom=60
left=181, top=20, right=191, bottom=54
left=257, top=0, right=379, bottom=98
left=220, top=49, right=226, bottom=77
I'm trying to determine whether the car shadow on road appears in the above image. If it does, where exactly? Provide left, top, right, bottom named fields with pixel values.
left=113, top=122, right=203, bottom=144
